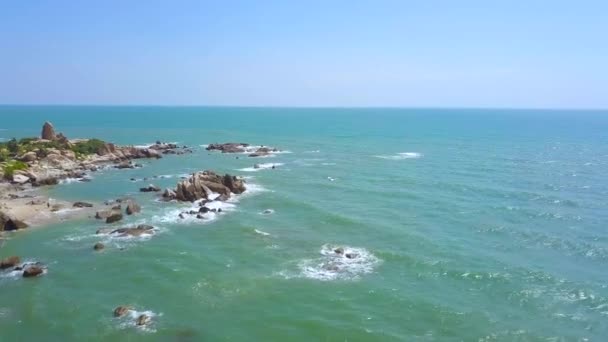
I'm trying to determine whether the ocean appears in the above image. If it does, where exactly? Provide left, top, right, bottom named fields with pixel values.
left=1, top=106, right=607, bottom=341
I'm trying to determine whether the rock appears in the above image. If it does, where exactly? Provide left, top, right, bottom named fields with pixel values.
left=73, top=201, right=93, bottom=208
left=95, top=209, right=115, bottom=219
left=136, top=314, right=151, bottom=326
left=50, top=204, right=63, bottom=212
left=125, top=201, right=141, bottom=215
left=106, top=213, right=123, bottom=224
left=199, top=207, right=210, bottom=213
left=0, top=212, right=28, bottom=231
left=41, top=122, right=56, bottom=140
left=222, top=174, right=246, bottom=194
left=162, top=188, right=176, bottom=199
left=23, top=265, right=44, bottom=277
left=334, top=247, right=344, bottom=255
left=206, top=143, right=249, bottom=153
left=0, top=256, right=20, bottom=269
left=12, top=174, right=30, bottom=184
left=196, top=214, right=204, bottom=219
left=262, top=209, right=274, bottom=215
left=33, top=176, right=59, bottom=186
left=113, top=306, right=131, bottom=317
left=115, top=162, right=134, bottom=169
left=178, top=213, right=185, bottom=219
left=18, top=151, right=38, bottom=163
left=111, top=225, right=154, bottom=237
left=96, top=228, right=114, bottom=235
left=345, top=253, right=358, bottom=259
left=140, top=184, right=160, bottom=192
left=93, top=242, right=104, bottom=251
left=253, top=164, right=261, bottom=169
left=217, top=208, right=222, bottom=213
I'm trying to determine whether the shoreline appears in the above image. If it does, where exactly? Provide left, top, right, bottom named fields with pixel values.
left=0, top=182, right=98, bottom=230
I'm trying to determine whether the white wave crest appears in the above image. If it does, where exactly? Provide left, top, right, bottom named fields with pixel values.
left=282, top=244, right=381, bottom=281
left=375, top=152, right=423, bottom=160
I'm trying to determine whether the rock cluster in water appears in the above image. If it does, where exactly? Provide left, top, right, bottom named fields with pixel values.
left=163, top=170, right=246, bottom=202
left=206, top=143, right=280, bottom=157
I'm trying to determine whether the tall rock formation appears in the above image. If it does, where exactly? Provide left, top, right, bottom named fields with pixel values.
left=41, top=122, right=56, bottom=140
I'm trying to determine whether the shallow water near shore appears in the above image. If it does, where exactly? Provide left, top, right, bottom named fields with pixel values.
left=1, top=106, right=608, bottom=341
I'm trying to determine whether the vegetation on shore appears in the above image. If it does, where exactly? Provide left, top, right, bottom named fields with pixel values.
left=0, top=137, right=106, bottom=178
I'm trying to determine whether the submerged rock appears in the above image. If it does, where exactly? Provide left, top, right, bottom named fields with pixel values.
left=93, top=242, right=105, bottom=251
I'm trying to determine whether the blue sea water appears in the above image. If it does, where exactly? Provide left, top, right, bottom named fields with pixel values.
left=1, top=106, right=607, bottom=341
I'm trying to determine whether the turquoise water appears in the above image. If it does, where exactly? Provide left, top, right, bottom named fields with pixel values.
left=1, top=106, right=608, bottom=341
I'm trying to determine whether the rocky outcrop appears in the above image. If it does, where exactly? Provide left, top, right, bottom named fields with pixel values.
left=41, top=122, right=56, bottom=140
left=125, top=200, right=141, bottom=215
left=206, top=143, right=249, bottom=153
left=73, top=201, right=93, bottom=208
left=169, top=171, right=245, bottom=202
left=0, top=256, right=20, bottom=269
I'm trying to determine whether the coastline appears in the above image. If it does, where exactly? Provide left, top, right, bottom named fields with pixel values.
left=0, top=182, right=97, bottom=230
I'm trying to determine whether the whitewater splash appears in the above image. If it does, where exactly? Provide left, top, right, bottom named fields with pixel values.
left=374, top=152, right=423, bottom=160
left=254, top=229, right=271, bottom=236
left=238, top=163, right=283, bottom=172
left=114, top=308, right=161, bottom=333
left=281, top=244, right=381, bottom=281
left=152, top=181, right=268, bottom=225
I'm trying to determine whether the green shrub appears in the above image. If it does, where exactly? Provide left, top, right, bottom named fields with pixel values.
left=3, top=160, right=28, bottom=179
left=70, top=139, right=106, bottom=155
left=0, top=149, right=9, bottom=162
left=7, top=138, right=18, bottom=154
left=18, top=137, right=37, bottom=145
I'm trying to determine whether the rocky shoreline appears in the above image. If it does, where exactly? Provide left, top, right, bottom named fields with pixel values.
left=0, top=122, right=191, bottom=232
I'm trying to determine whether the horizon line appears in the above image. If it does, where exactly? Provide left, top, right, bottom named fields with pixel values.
left=0, top=103, right=607, bottom=112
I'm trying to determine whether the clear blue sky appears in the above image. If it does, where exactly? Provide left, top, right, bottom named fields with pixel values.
left=1, top=0, right=606, bottom=108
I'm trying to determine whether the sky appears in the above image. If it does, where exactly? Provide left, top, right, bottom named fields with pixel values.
left=0, top=0, right=606, bottom=108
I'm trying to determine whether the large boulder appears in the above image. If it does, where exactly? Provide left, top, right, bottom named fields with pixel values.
left=106, top=213, right=123, bottom=224
left=0, top=212, right=28, bottom=231
left=12, top=174, right=30, bottom=184
left=125, top=201, right=141, bottom=215
left=95, top=209, right=119, bottom=220
left=222, top=174, right=246, bottom=194
left=0, top=256, right=20, bottom=269
left=23, top=265, right=44, bottom=278
left=18, top=151, right=38, bottom=163
left=113, top=306, right=131, bottom=317
left=41, top=122, right=56, bottom=140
